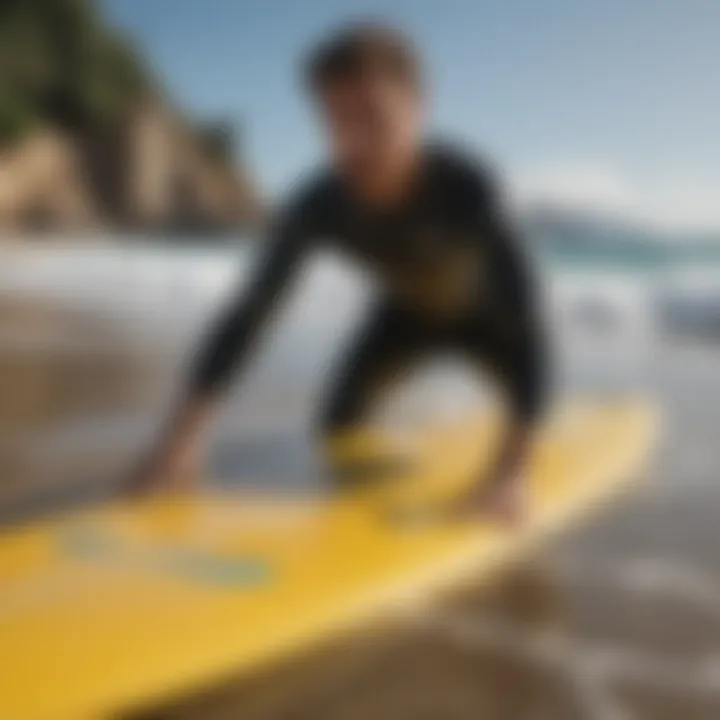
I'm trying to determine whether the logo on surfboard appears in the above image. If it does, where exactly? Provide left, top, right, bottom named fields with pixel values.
left=58, top=525, right=271, bottom=589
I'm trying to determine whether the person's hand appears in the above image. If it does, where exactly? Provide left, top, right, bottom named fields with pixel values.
left=123, top=438, right=202, bottom=498
left=445, top=466, right=527, bottom=525
left=449, top=424, right=532, bottom=525
left=463, top=466, right=528, bottom=524
left=121, top=396, right=213, bottom=498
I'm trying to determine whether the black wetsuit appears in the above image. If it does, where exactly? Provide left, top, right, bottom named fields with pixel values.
left=190, top=144, right=548, bottom=431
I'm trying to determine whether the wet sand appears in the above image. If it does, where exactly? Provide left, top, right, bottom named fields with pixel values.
left=2, top=292, right=720, bottom=719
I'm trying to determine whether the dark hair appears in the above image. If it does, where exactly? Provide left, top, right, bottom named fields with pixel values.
left=305, top=23, right=422, bottom=94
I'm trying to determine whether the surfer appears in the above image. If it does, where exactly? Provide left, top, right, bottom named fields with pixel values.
left=129, top=23, right=548, bottom=521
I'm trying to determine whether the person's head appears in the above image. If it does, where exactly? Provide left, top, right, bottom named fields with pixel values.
left=304, top=23, right=425, bottom=202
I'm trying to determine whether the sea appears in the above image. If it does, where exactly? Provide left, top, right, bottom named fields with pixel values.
left=1, top=236, right=720, bottom=718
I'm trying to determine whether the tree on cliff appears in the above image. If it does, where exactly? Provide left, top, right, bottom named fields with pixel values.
left=0, top=0, right=150, bottom=146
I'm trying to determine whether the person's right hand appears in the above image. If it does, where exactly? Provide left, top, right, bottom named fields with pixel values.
left=124, top=442, right=199, bottom=498
left=122, top=397, right=213, bottom=498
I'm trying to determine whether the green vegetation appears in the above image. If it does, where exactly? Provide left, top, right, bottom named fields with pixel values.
left=0, top=0, right=150, bottom=146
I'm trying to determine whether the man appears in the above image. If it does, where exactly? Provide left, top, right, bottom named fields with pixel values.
left=131, top=23, right=548, bottom=521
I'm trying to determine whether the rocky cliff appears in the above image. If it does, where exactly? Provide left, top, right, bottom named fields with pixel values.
left=0, top=0, right=261, bottom=235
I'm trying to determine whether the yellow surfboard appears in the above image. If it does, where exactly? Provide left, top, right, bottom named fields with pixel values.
left=0, top=400, right=657, bottom=719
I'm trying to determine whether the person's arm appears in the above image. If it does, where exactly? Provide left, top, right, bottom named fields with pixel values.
left=126, top=213, right=310, bottom=495
left=458, top=161, right=549, bottom=520
left=486, top=185, right=548, bottom=436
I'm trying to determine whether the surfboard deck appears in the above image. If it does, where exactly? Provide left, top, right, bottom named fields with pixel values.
left=0, top=399, right=657, bottom=719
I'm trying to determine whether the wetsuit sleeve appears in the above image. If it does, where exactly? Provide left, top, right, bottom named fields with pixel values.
left=187, top=206, right=313, bottom=397
left=467, top=167, right=549, bottom=424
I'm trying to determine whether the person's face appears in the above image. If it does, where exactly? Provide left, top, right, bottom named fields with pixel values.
left=316, top=74, right=424, bottom=199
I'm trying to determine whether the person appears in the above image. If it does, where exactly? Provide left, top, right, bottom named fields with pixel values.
left=129, top=23, right=548, bottom=522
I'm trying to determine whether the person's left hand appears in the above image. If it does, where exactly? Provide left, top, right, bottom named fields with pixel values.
left=448, top=462, right=529, bottom=525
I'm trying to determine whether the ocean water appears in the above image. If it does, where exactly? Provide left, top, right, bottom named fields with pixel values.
left=1, top=237, right=719, bottom=503
left=2, top=238, right=720, bottom=718
left=1, top=237, right=717, bottom=401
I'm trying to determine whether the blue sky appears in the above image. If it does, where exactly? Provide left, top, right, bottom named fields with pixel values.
left=103, top=0, right=720, bottom=230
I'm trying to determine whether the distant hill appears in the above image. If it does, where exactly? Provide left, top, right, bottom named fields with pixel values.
left=521, top=205, right=720, bottom=267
